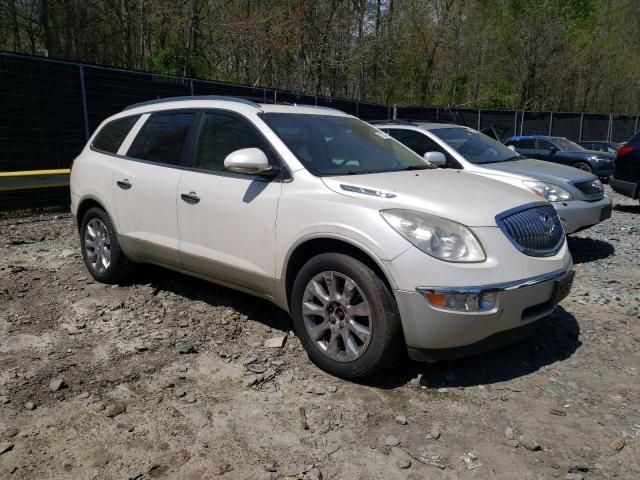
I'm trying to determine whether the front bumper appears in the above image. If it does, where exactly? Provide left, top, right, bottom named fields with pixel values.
left=395, top=267, right=574, bottom=360
left=553, top=195, right=612, bottom=234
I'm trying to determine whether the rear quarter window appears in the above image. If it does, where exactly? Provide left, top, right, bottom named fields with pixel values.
left=92, top=115, right=140, bottom=154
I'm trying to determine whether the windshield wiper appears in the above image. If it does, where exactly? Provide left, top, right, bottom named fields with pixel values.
left=483, top=155, right=523, bottom=164
left=404, top=164, right=433, bottom=171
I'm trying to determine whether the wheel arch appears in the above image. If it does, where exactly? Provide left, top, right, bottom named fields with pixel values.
left=282, top=235, right=398, bottom=312
left=75, top=196, right=115, bottom=233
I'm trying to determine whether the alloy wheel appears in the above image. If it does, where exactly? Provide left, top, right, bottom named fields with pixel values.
left=301, top=271, right=372, bottom=362
left=84, top=218, right=111, bottom=274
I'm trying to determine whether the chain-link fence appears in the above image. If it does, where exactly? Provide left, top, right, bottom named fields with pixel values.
left=1, top=51, right=639, bottom=210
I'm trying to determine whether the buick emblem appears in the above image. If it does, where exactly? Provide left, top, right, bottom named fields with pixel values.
left=542, top=214, right=555, bottom=237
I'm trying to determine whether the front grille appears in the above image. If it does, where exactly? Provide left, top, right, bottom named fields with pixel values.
left=496, top=204, right=565, bottom=257
left=574, top=179, right=604, bottom=199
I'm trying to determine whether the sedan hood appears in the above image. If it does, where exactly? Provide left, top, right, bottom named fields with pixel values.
left=484, top=158, right=597, bottom=183
left=322, top=169, right=541, bottom=227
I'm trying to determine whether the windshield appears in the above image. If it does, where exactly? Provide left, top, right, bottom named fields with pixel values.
left=555, top=137, right=585, bottom=151
left=432, top=127, right=521, bottom=164
left=261, top=113, right=431, bottom=176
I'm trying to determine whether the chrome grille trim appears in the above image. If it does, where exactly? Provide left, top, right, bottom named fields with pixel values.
left=496, top=202, right=565, bottom=257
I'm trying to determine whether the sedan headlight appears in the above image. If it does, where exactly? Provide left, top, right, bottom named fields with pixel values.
left=523, top=180, right=573, bottom=202
left=380, top=209, right=486, bottom=262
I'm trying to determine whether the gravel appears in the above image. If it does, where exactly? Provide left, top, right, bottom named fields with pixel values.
left=0, top=186, right=639, bottom=478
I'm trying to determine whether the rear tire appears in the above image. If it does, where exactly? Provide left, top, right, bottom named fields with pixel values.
left=291, top=253, right=403, bottom=379
left=572, top=161, right=593, bottom=173
left=79, top=207, right=133, bottom=284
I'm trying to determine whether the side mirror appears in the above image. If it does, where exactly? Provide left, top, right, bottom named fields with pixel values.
left=424, top=151, right=447, bottom=168
left=507, top=144, right=517, bottom=152
left=224, top=148, right=276, bottom=176
left=548, top=146, right=559, bottom=154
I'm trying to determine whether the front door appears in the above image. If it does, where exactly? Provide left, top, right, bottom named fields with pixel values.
left=113, top=111, right=197, bottom=266
left=177, top=111, right=283, bottom=297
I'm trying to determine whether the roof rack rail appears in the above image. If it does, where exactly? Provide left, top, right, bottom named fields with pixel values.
left=123, top=95, right=261, bottom=111
left=368, top=119, right=417, bottom=126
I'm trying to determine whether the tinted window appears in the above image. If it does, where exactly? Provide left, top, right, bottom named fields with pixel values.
left=92, top=115, right=140, bottom=154
left=128, top=112, right=195, bottom=165
left=387, top=129, right=442, bottom=157
left=554, top=137, right=584, bottom=151
left=536, top=139, right=555, bottom=150
left=515, top=139, right=536, bottom=149
left=432, top=127, right=520, bottom=164
left=194, top=113, right=266, bottom=172
left=262, top=114, right=429, bottom=176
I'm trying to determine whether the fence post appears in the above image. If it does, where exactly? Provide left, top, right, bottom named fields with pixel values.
left=548, top=111, right=553, bottom=136
left=274, top=90, right=277, bottom=104
left=608, top=114, right=613, bottom=142
left=189, top=79, right=194, bottom=96
left=355, top=101, right=359, bottom=118
left=635, top=116, right=639, bottom=135
left=578, top=113, right=584, bottom=141
left=513, top=111, right=518, bottom=136
left=79, top=65, right=90, bottom=141
left=519, top=110, right=525, bottom=136
left=393, top=104, right=397, bottom=120
left=477, top=109, right=481, bottom=130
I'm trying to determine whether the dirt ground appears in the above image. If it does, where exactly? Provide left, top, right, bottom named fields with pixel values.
left=1, top=186, right=639, bottom=480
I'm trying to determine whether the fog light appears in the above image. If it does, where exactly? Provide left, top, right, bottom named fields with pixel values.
left=422, top=291, right=497, bottom=312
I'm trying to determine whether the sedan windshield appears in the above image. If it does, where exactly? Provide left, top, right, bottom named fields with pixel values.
left=261, top=113, right=431, bottom=176
left=555, top=137, right=585, bottom=151
left=432, top=127, right=521, bottom=164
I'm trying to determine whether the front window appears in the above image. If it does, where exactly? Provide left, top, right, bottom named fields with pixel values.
left=261, top=113, right=430, bottom=176
left=431, top=127, right=520, bottom=164
left=554, top=137, right=585, bottom=151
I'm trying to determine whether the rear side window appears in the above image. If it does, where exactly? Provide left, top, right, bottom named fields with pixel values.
left=128, top=112, right=195, bottom=165
left=92, top=115, right=140, bottom=154
left=194, top=113, right=267, bottom=172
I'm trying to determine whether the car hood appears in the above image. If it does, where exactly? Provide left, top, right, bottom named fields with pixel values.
left=482, top=158, right=597, bottom=183
left=321, top=169, right=541, bottom=227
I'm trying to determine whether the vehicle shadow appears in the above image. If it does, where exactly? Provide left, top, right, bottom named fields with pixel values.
left=613, top=203, right=640, bottom=214
left=567, top=236, right=614, bottom=264
left=363, top=307, right=581, bottom=390
left=134, top=264, right=292, bottom=333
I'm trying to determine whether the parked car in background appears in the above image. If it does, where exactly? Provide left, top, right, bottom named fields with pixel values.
left=504, top=135, right=614, bottom=178
left=578, top=140, right=622, bottom=154
left=373, top=121, right=611, bottom=234
left=610, top=132, right=640, bottom=201
left=70, top=96, right=574, bottom=378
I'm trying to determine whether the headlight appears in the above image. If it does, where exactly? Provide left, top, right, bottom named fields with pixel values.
left=380, top=209, right=486, bottom=262
left=523, top=180, right=573, bottom=202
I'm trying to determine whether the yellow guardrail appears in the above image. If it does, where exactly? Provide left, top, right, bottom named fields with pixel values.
left=0, top=169, right=70, bottom=192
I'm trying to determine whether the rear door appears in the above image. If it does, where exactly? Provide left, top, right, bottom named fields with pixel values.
left=113, top=111, right=197, bottom=267
left=177, top=111, right=283, bottom=296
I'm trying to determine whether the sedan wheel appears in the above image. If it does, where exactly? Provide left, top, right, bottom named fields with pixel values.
left=573, top=161, right=593, bottom=173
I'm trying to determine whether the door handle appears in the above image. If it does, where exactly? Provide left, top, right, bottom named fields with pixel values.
left=181, top=191, right=200, bottom=204
left=116, top=179, right=132, bottom=190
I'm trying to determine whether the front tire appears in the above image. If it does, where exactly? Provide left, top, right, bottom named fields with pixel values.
left=79, top=207, right=132, bottom=284
left=291, top=253, right=403, bottom=378
left=572, top=161, right=593, bottom=173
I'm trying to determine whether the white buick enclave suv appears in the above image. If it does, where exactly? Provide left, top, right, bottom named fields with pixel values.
left=70, top=96, right=574, bottom=378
